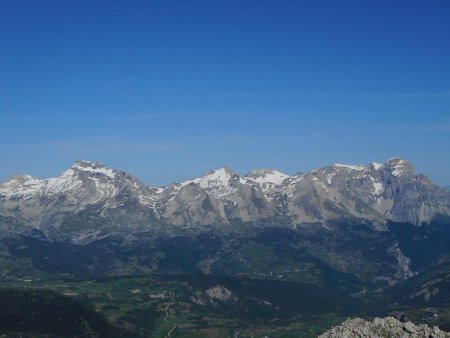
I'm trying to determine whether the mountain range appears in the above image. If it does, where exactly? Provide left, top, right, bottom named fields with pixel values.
left=1, top=158, right=449, bottom=243
left=0, top=158, right=450, bottom=287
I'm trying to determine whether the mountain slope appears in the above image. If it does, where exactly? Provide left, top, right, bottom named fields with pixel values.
left=0, top=288, right=134, bottom=337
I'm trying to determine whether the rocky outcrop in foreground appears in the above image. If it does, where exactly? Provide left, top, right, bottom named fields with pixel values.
left=318, top=317, right=450, bottom=338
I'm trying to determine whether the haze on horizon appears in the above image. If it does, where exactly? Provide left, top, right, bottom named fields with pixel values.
left=1, top=1, right=449, bottom=186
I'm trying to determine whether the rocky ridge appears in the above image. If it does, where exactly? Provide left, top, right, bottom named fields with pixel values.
left=318, top=317, right=450, bottom=338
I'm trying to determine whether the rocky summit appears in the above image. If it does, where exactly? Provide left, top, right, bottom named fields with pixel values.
left=318, top=317, right=450, bottom=338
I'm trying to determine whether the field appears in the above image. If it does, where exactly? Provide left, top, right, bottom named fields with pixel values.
left=0, top=274, right=364, bottom=338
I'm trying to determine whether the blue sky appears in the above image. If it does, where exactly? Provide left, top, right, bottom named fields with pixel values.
left=1, top=0, right=449, bottom=185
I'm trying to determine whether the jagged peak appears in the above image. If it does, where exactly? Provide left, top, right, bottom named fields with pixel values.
left=73, top=159, right=98, bottom=166
left=386, top=156, right=405, bottom=163
left=385, top=158, right=414, bottom=177
left=193, top=167, right=239, bottom=187
left=206, top=166, right=237, bottom=176
left=0, top=173, right=46, bottom=197
left=2, top=173, right=39, bottom=185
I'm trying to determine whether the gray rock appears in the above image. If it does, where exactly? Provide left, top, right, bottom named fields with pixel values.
left=318, top=317, right=450, bottom=338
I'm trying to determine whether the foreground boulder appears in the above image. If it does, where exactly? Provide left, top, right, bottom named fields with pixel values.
left=318, top=317, right=450, bottom=338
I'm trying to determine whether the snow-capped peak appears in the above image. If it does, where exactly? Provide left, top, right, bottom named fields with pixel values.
left=245, top=169, right=292, bottom=195
left=192, top=167, right=239, bottom=188
left=0, top=161, right=120, bottom=199
left=0, top=174, right=46, bottom=198
left=245, top=169, right=291, bottom=186
left=71, top=160, right=116, bottom=179
left=173, top=167, right=241, bottom=200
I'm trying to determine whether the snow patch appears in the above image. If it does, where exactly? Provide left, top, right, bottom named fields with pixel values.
left=371, top=178, right=384, bottom=195
left=246, top=169, right=291, bottom=186
left=373, top=182, right=383, bottom=195
left=0, top=175, right=46, bottom=198
left=372, top=162, right=383, bottom=170
left=45, top=169, right=82, bottom=194
left=326, top=173, right=336, bottom=184
left=392, top=162, right=406, bottom=176
left=333, top=163, right=366, bottom=171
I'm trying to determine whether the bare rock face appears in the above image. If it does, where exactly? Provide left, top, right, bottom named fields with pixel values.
left=318, top=317, right=450, bottom=338
left=190, top=285, right=238, bottom=307
left=160, top=183, right=227, bottom=227
left=205, top=285, right=237, bottom=302
left=278, top=158, right=450, bottom=227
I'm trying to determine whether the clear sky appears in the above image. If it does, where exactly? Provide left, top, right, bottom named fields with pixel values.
left=1, top=0, right=449, bottom=186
